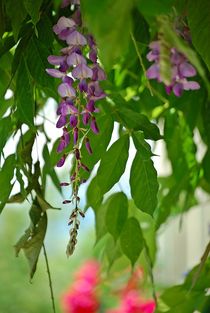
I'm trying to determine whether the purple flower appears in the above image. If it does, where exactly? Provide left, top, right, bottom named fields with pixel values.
left=179, top=62, right=196, bottom=77
left=146, top=64, right=160, bottom=80
left=72, top=63, right=93, bottom=79
left=89, top=49, right=97, bottom=63
left=82, top=112, right=91, bottom=125
left=90, top=117, right=99, bottom=134
left=78, top=79, right=88, bottom=92
left=70, top=115, right=78, bottom=128
left=80, top=163, right=90, bottom=172
left=56, top=115, right=66, bottom=128
left=146, top=39, right=200, bottom=97
left=53, top=17, right=75, bottom=35
left=57, top=155, right=66, bottom=167
left=88, top=81, right=106, bottom=101
left=58, top=83, right=76, bottom=98
left=46, top=69, right=66, bottom=78
left=67, top=52, right=87, bottom=66
left=66, top=30, right=87, bottom=46
left=47, top=55, right=66, bottom=65
left=75, top=148, right=80, bottom=160
left=85, top=138, right=92, bottom=154
left=62, top=76, right=74, bottom=85
left=92, top=64, right=106, bottom=81
left=57, top=127, right=70, bottom=152
left=73, top=127, right=78, bottom=144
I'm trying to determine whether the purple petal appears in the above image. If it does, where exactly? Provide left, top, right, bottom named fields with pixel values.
left=179, top=62, right=197, bottom=77
left=73, top=127, right=78, bottom=144
left=46, top=69, right=65, bottom=78
left=59, top=62, right=69, bottom=72
left=67, top=52, right=87, bottom=66
left=82, top=112, right=91, bottom=125
left=146, top=64, right=160, bottom=79
left=63, top=127, right=70, bottom=146
left=87, top=34, right=96, bottom=48
left=86, top=100, right=95, bottom=112
left=89, top=49, right=97, bottom=63
left=62, top=76, right=74, bottom=85
left=57, top=138, right=66, bottom=153
left=79, top=79, right=88, bottom=92
left=53, top=17, right=76, bottom=35
left=58, top=83, right=76, bottom=98
left=47, top=55, right=66, bottom=65
left=72, top=63, right=93, bottom=79
left=80, top=163, right=90, bottom=172
left=85, top=138, right=92, bottom=154
left=173, top=83, right=183, bottom=97
left=57, top=155, right=66, bottom=167
left=149, top=41, right=160, bottom=50
left=146, top=50, right=159, bottom=62
left=92, top=65, right=106, bottom=81
left=75, top=148, right=80, bottom=160
left=66, top=30, right=87, bottom=46
left=170, top=48, right=184, bottom=65
left=60, top=182, right=70, bottom=186
left=90, top=117, right=99, bottom=134
left=165, top=85, right=173, bottom=95
left=182, top=80, right=200, bottom=90
left=70, top=115, right=78, bottom=128
left=88, top=82, right=106, bottom=101
left=56, top=115, right=66, bottom=128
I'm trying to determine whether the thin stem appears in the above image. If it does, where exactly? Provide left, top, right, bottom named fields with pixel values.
left=130, top=31, right=153, bottom=96
left=42, top=243, right=56, bottom=313
left=143, top=240, right=158, bottom=307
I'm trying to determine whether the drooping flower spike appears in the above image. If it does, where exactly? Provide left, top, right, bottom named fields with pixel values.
left=46, top=0, right=106, bottom=256
left=146, top=40, right=200, bottom=97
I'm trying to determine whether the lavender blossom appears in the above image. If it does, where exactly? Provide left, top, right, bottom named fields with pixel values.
left=146, top=40, right=200, bottom=97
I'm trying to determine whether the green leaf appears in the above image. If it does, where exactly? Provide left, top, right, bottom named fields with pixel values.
left=129, top=201, right=157, bottom=263
left=26, top=36, right=56, bottom=95
left=86, top=176, right=103, bottom=210
left=120, top=217, right=144, bottom=266
left=188, top=0, right=210, bottom=72
left=106, top=192, right=128, bottom=241
left=116, top=107, right=161, bottom=140
left=15, top=57, right=35, bottom=127
left=97, top=134, right=129, bottom=195
left=16, top=129, right=36, bottom=167
left=14, top=203, right=47, bottom=279
left=0, top=116, right=13, bottom=154
left=105, top=235, right=122, bottom=269
left=42, top=144, right=61, bottom=193
left=137, top=0, right=174, bottom=16
left=94, top=201, right=109, bottom=242
left=81, top=0, right=135, bottom=70
left=4, top=0, right=27, bottom=41
left=0, top=154, right=15, bottom=213
left=130, top=152, right=158, bottom=216
left=132, top=131, right=154, bottom=159
left=23, top=0, right=42, bottom=25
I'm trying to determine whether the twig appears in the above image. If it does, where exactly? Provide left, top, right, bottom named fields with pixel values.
left=189, top=241, right=210, bottom=293
left=42, top=243, right=56, bottom=313
left=130, top=31, right=153, bottom=96
left=143, top=239, right=158, bottom=306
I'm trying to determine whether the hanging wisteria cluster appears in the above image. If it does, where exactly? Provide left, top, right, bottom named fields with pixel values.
left=146, top=41, right=200, bottom=97
left=46, top=0, right=106, bottom=256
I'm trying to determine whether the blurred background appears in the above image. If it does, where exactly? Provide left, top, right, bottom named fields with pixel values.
left=0, top=99, right=210, bottom=313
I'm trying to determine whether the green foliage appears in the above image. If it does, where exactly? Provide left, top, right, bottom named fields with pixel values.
left=188, top=0, right=210, bottom=72
left=130, top=152, right=158, bottom=216
left=120, top=217, right=144, bottom=267
left=0, top=0, right=210, bottom=311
